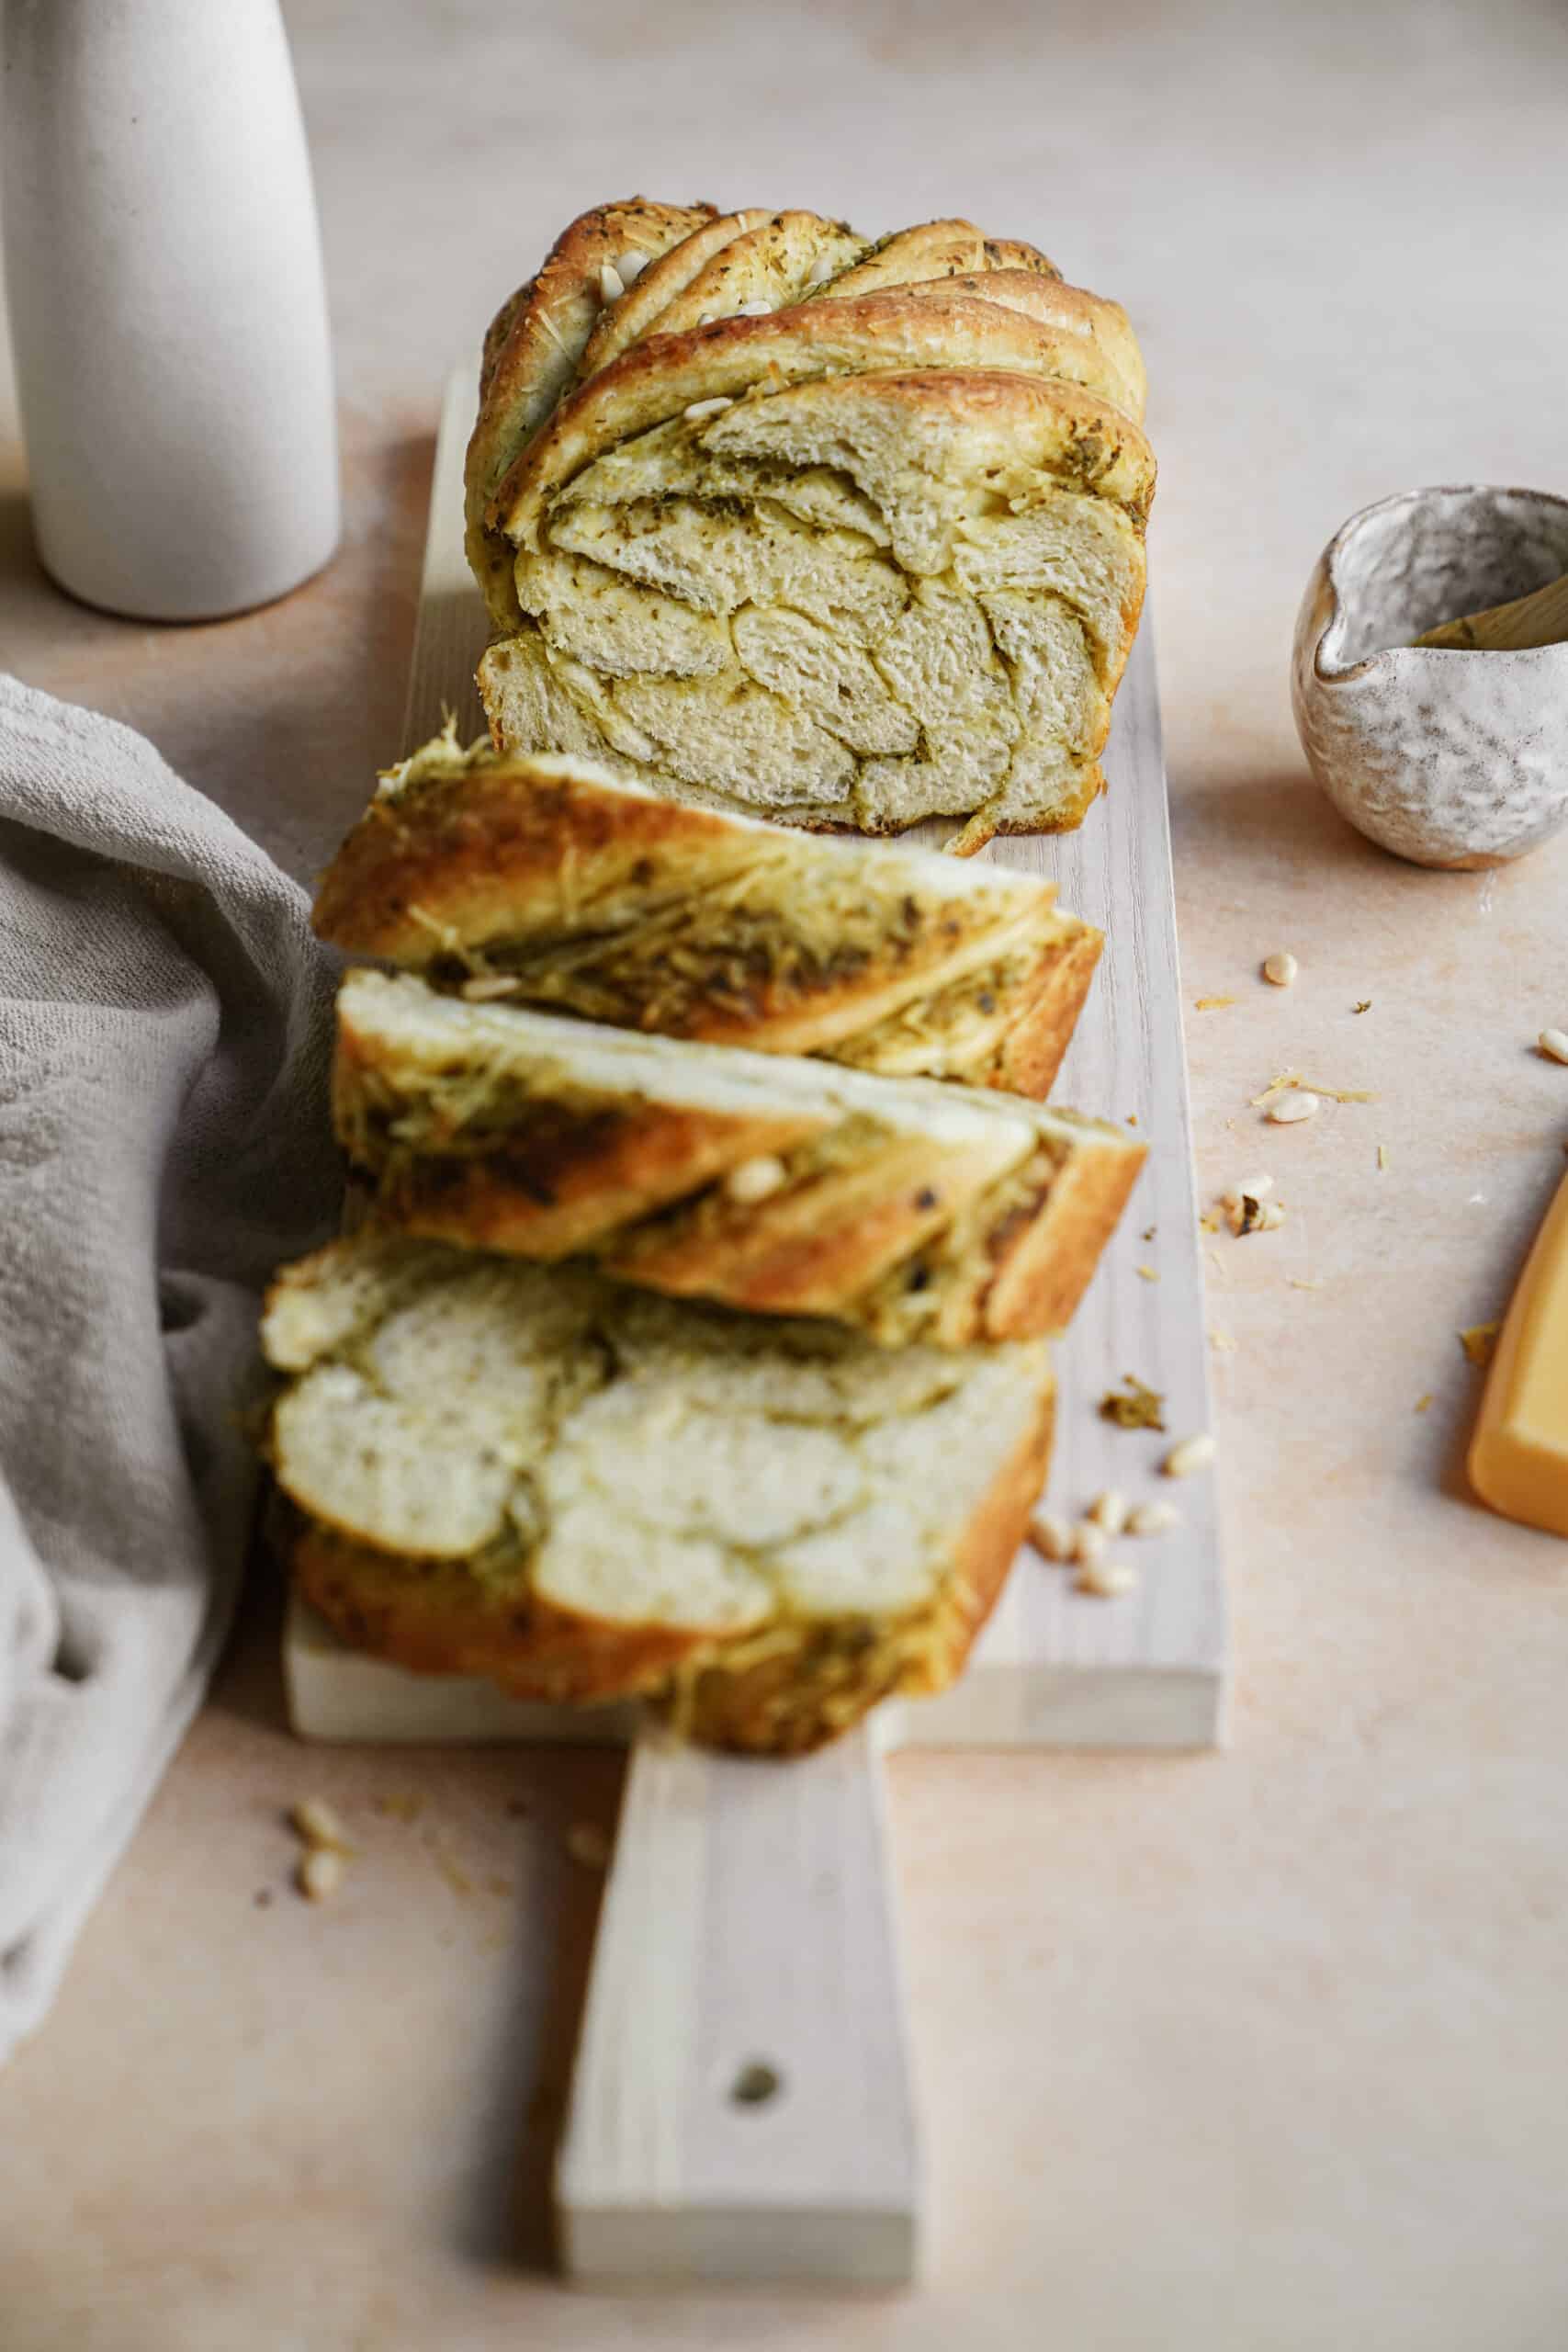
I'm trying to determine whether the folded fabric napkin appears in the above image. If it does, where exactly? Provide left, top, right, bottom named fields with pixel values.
left=0, top=675, right=340, bottom=2063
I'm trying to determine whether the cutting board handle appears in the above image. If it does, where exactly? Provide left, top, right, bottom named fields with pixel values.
left=555, top=1724, right=922, bottom=2285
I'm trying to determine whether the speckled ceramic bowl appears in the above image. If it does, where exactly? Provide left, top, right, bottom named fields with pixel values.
left=1292, top=484, right=1568, bottom=868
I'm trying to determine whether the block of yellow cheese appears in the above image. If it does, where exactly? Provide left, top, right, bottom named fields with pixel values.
left=1469, top=1170, right=1568, bottom=1537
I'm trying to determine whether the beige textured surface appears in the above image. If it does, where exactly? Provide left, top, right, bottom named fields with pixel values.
left=4, top=2, right=1568, bottom=2345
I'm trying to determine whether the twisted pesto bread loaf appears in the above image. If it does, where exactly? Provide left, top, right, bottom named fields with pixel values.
left=263, top=1235, right=1054, bottom=1752
left=332, top=970, right=1145, bottom=1345
left=312, top=732, right=1102, bottom=1097
left=467, top=201, right=1154, bottom=852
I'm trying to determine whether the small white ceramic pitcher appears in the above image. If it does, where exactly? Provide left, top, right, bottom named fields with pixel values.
left=2, top=0, right=340, bottom=621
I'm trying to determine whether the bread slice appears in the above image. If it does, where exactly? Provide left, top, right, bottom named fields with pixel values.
left=312, top=731, right=1102, bottom=1098
left=261, top=1235, right=1055, bottom=1752
left=469, top=200, right=1153, bottom=850
left=333, top=968, right=1145, bottom=1345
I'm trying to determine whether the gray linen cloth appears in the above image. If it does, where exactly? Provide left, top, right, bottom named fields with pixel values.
left=0, top=674, right=339, bottom=2061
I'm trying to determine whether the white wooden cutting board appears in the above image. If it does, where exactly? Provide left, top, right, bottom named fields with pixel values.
left=287, top=368, right=1226, bottom=2287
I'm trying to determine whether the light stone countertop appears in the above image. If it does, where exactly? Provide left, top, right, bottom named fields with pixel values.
left=3, top=5, right=1568, bottom=2346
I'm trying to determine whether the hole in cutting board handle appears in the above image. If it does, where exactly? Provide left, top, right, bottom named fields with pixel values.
left=729, top=2059, right=784, bottom=2107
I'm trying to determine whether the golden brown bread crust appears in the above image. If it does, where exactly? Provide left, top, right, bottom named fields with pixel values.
left=336, top=1015, right=823, bottom=1262
left=983, top=921, right=1107, bottom=1095
left=285, top=1371, right=1054, bottom=1753
left=355, top=1114, right=1142, bottom=1343
left=290, top=1513, right=716, bottom=1702
left=467, top=197, right=718, bottom=624
left=813, top=220, right=1059, bottom=300
left=583, top=209, right=866, bottom=359
left=494, top=302, right=1155, bottom=545
left=310, top=747, right=1101, bottom=1097
left=310, top=750, right=766, bottom=964
left=576, top=208, right=778, bottom=379
left=894, top=272, right=1146, bottom=416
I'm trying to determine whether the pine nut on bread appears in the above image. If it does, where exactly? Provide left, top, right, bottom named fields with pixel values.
left=332, top=969, right=1145, bottom=1345
left=261, top=1235, right=1055, bottom=1752
left=312, top=731, right=1102, bottom=1099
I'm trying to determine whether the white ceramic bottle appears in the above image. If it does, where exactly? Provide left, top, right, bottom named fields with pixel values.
left=1, top=0, right=340, bottom=621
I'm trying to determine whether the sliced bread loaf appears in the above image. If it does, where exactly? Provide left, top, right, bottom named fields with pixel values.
left=470, top=200, right=1153, bottom=849
left=312, top=731, right=1101, bottom=1097
left=262, top=1234, right=1054, bottom=1752
left=333, top=968, right=1144, bottom=1345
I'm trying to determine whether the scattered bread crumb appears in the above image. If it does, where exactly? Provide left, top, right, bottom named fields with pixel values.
left=1195, top=994, right=1236, bottom=1011
left=1352, top=1001, right=1371, bottom=1015
left=1209, top=1328, right=1237, bottom=1351
left=1088, top=1489, right=1129, bottom=1534
left=429, top=1845, right=475, bottom=1899
left=567, top=1822, right=613, bottom=1871
left=1415, top=1394, right=1434, bottom=1414
left=1099, top=1375, right=1166, bottom=1431
left=1137, top=1262, right=1159, bottom=1282
left=371, top=1793, right=423, bottom=1824
left=1287, top=1276, right=1322, bottom=1291
left=1267, top=1091, right=1319, bottom=1125
left=1539, top=1029, right=1568, bottom=1065
left=1199, top=1212, right=1221, bottom=1235
left=1127, top=1500, right=1180, bottom=1536
left=1161, top=1432, right=1216, bottom=1478
left=1252, top=1069, right=1376, bottom=1107
left=1262, top=952, right=1297, bottom=987
left=1377, top=1143, right=1390, bottom=1172
left=1460, top=1322, right=1500, bottom=1368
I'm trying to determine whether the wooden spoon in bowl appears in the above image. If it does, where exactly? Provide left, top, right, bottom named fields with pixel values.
left=1416, top=571, right=1568, bottom=650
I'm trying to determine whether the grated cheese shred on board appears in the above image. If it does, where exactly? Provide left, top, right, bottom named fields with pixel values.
left=1250, top=1069, right=1377, bottom=1107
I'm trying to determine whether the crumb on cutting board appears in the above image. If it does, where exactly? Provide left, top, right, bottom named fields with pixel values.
left=1460, top=1322, right=1500, bottom=1368
left=566, top=1821, right=613, bottom=1871
left=1099, top=1374, right=1166, bottom=1431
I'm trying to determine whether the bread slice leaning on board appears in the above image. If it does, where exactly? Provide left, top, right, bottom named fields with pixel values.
left=333, top=969, right=1145, bottom=1346
left=312, top=730, right=1103, bottom=1098
left=467, top=201, right=1154, bottom=853
left=262, top=1235, right=1055, bottom=1752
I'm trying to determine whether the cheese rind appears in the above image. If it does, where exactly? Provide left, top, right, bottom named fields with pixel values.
left=1468, top=1172, right=1568, bottom=1539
